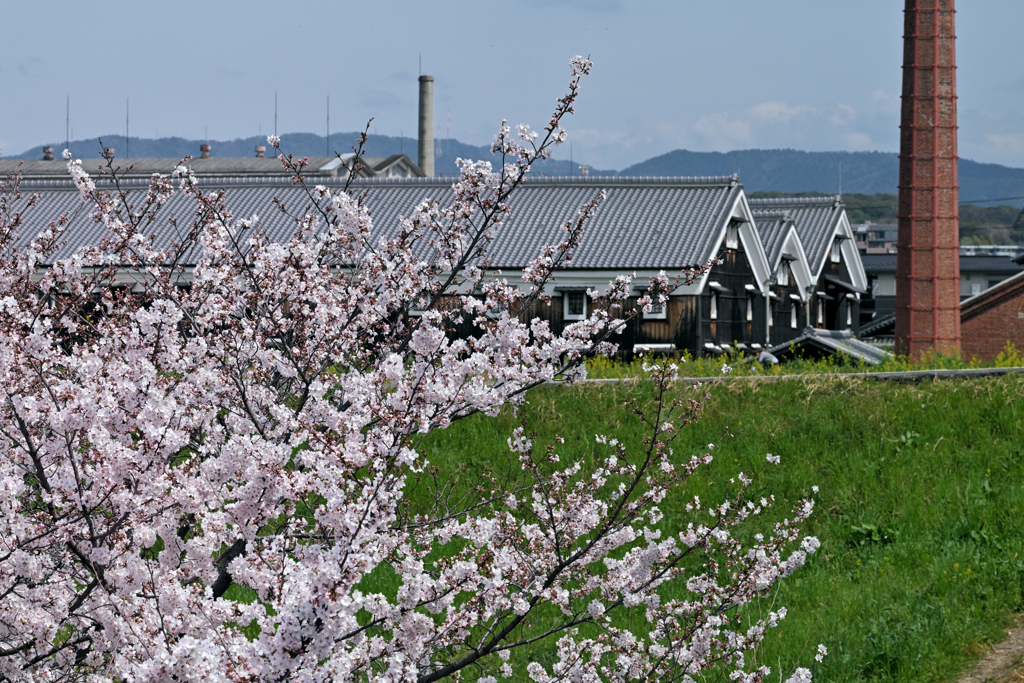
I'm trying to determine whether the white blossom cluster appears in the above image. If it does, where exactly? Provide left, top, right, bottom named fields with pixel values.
left=0, top=58, right=820, bottom=682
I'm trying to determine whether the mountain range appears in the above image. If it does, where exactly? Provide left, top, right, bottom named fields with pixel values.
left=9, top=134, right=1024, bottom=207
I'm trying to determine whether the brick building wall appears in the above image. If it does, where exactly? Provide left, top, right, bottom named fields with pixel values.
left=961, top=272, right=1024, bottom=361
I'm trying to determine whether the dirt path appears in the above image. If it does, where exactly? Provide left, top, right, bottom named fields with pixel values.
left=958, top=616, right=1024, bottom=683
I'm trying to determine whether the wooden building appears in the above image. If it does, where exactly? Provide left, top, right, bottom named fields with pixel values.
left=15, top=173, right=778, bottom=358
left=752, top=210, right=814, bottom=347
left=749, top=196, right=867, bottom=335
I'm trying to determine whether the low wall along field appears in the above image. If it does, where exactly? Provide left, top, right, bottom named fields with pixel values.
left=422, top=375, right=1024, bottom=682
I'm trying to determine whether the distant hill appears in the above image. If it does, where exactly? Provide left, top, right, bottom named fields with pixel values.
left=11, top=137, right=1023, bottom=206
left=621, top=149, right=1024, bottom=207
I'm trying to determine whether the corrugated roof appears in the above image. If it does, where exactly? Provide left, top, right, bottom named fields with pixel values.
left=12, top=175, right=745, bottom=270
left=748, top=196, right=843, bottom=275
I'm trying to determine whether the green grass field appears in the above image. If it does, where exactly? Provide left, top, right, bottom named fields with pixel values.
left=420, top=373, right=1024, bottom=682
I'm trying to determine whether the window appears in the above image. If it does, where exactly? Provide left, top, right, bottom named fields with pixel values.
left=768, top=302, right=774, bottom=327
left=846, top=304, right=852, bottom=327
left=816, top=301, right=824, bottom=325
left=777, top=263, right=790, bottom=286
left=563, top=291, right=587, bottom=320
left=725, top=222, right=739, bottom=250
left=710, top=293, right=718, bottom=320
left=746, top=295, right=753, bottom=322
left=791, top=304, right=798, bottom=329
left=645, top=299, right=667, bottom=320
left=831, top=239, right=842, bottom=263
left=971, top=283, right=982, bottom=296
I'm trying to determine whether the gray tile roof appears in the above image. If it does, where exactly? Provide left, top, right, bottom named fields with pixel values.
left=769, top=327, right=893, bottom=365
left=0, top=155, right=421, bottom=179
left=13, top=175, right=745, bottom=271
left=748, top=196, right=844, bottom=275
left=860, top=254, right=1024, bottom=275
left=751, top=210, right=793, bottom=266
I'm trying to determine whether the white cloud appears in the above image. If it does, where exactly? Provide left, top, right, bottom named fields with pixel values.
left=693, top=113, right=753, bottom=148
left=749, top=101, right=811, bottom=123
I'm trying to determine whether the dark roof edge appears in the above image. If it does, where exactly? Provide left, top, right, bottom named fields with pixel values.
left=961, top=269, right=1024, bottom=321
left=16, top=174, right=746, bottom=191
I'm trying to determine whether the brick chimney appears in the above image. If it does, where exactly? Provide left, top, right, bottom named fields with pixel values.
left=42, top=146, right=54, bottom=161
left=199, top=144, right=211, bottom=159
left=895, top=0, right=961, bottom=356
left=255, top=145, right=266, bottom=158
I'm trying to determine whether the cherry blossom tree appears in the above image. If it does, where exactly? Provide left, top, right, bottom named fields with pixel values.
left=0, top=58, right=820, bottom=682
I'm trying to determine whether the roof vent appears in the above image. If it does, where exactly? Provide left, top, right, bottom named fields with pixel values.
left=102, top=147, right=115, bottom=160
left=199, top=144, right=211, bottom=159
left=42, top=146, right=54, bottom=161
left=255, top=145, right=266, bottom=158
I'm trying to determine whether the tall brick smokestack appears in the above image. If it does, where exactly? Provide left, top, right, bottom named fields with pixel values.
left=418, top=75, right=435, bottom=177
left=895, top=0, right=961, bottom=356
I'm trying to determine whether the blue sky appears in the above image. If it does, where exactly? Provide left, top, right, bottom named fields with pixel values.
left=3, top=0, right=1023, bottom=170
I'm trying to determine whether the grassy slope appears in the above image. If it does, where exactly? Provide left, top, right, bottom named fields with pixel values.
left=421, top=375, right=1024, bottom=682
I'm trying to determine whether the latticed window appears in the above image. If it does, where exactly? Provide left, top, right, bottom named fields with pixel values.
left=831, top=239, right=842, bottom=263
left=777, top=263, right=790, bottom=286
left=564, top=292, right=586, bottom=320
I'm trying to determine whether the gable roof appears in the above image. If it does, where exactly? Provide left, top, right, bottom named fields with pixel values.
left=748, top=196, right=842, bottom=272
left=960, top=268, right=1024, bottom=322
left=751, top=210, right=792, bottom=267
left=748, top=195, right=866, bottom=290
left=12, top=174, right=750, bottom=273
left=752, top=210, right=813, bottom=297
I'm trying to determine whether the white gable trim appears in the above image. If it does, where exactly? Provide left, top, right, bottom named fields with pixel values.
left=776, top=225, right=814, bottom=300
left=696, top=191, right=771, bottom=295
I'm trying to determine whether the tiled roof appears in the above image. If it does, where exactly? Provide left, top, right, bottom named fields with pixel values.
left=751, top=210, right=792, bottom=266
left=769, top=327, right=893, bottom=365
left=860, top=254, right=1024, bottom=274
left=860, top=254, right=897, bottom=272
left=13, top=175, right=745, bottom=271
left=748, top=196, right=843, bottom=274
left=0, top=155, right=420, bottom=179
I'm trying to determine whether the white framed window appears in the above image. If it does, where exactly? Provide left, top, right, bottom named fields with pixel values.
left=817, top=301, right=824, bottom=325
left=746, top=295, right=753, bottom=322
left=777, top=263, right=790, bottom=286
left=709, top=292, right=718, bottom=320
left=768, top=302, right=774, bottom=327
left=563, top=291, right=587, bottom=320
left=645, top=299, right=667, bottom=320
left=971, top=283, right=982, bottom=296
left=831, top=239, right=842, bottom=263
left=791, top=304, right=798, bottom=329
left=846, top=304, right=853, bottom=327
left=725, top=223, right=739, bottom=250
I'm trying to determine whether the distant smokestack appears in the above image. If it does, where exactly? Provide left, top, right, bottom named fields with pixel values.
left=255, top=145, right=266, bottom=158
left=103, top=147, right=115, bottom=160
left=42, top=146, right=54, bottom=161
left=418, top=75, right=434, bottom=177
left=199, top=144, right=211, bottom=159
